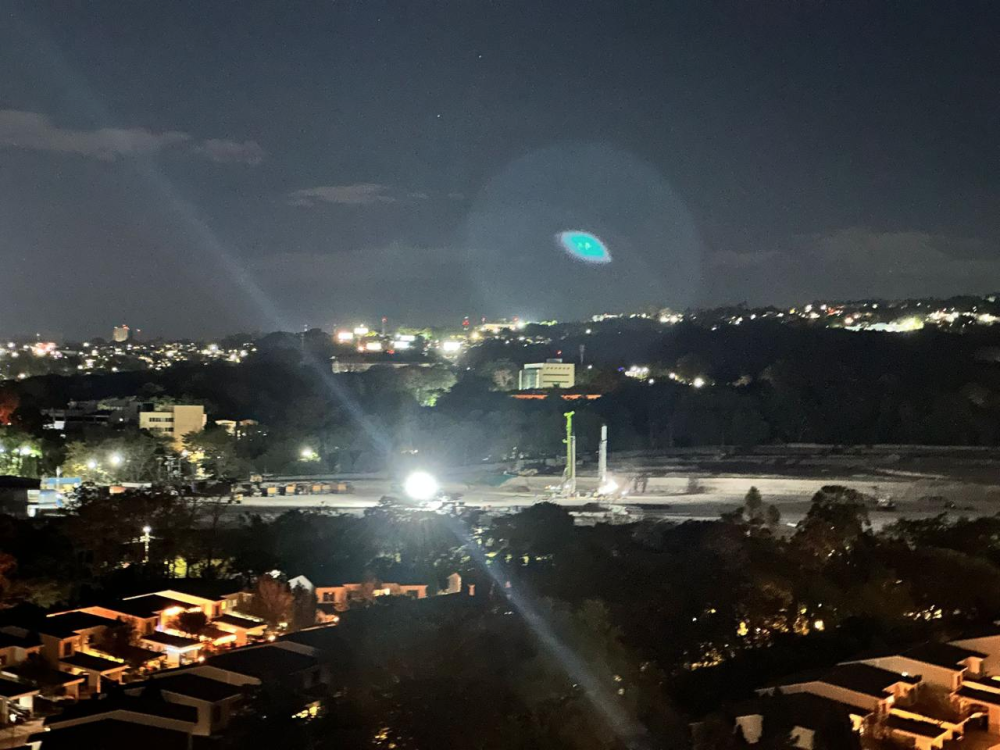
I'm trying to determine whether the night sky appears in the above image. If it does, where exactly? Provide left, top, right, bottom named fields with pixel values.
left=3, top=1, right=1000, bottom=338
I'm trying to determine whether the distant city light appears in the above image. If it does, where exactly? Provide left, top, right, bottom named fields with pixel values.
left=353, top=326, right=369, bottom=336
left=335, top=330, right=354, bottom=342
left=692, top=377, right=706, bottom=388
left=364, top=341, right=383, bottom=352
left=441, top=340, right=463, bottom=353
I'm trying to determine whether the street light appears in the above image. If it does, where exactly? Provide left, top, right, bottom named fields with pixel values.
left=86, top=458, right=98, bottom=470
left=109, top=452, right=123, bottom=467
left=403, top=471, right=439, bottom=502
left=300, top=447, right=317, bottom=461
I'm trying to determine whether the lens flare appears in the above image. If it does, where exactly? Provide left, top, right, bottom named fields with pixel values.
left=557, top=230, right=611, bottom=264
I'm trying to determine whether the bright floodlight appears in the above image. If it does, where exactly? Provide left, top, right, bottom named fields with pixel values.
left=142, top=525, right=152, bottom=534
left=86, top=458, right=98, bottom=470
left=404, top=471, right=440, bottom=502
left=109, top=452, right=123, bottom=466
left=597, top=478, right=619, bottom=496
left=300, top=447, right=317, bottom=460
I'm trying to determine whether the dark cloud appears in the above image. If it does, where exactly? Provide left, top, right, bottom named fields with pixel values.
left=192, top=138, right=265, bottom=165
left=0, top=109, right=264, bottom=165
left=287, top=184, right=431, bottom=207
left=0, top=109, right=189, bottom=160
left=706, top=229, right=1000, bottom=303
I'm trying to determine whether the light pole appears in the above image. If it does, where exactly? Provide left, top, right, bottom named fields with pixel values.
left=563, top=411, right=576, bottom=497
left=140, top=525, right=152, bottom=564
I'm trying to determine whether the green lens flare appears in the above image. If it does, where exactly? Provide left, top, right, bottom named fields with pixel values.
left=557, top=231, right=611, bottom=264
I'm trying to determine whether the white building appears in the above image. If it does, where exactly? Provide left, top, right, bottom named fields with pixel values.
left=518, top=359, right=575, bottom=390
left=139, top=404, right=206, bottom=448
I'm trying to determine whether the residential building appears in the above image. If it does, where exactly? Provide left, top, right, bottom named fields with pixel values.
left=0, top=477, right=40, bottom=518
left=71, top=594, right=200, bottom=636
left=173, top=642, right=326, bottom=692
left=124, top=673, right=244, bottom=735
left=139, top=404, right=206, bottom=448
left=125, top=582, right=244, bottom=620
left=518, top=359, right=575, bottom=390
left=845, top=642, right=986, bottom=692
left=214, top=418, right=259, bottom=438
left=314, top=581, right=429, bottom=613
left=211, top=613, right=267, bottom=646
left=0, top=676, right=39, bottom=729
left=760, top=662, right=921, bottom=713
left=34, top=695, right=199, bottom=747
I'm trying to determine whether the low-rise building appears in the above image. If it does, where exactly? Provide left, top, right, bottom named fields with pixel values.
left=518, top=359, right=575, bottom=390
left=124, top=672, right=244, bottom=736
left=760, top=663, right=921, bottom=713
left=138, top=404, right=206, bottom=448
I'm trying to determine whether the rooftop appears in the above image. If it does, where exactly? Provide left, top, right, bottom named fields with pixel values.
left=214, top=613, right=265, bottom=629
left=50, top=695, right=198, bottom=725
left=60, top=652, right=127, bottom=673
left=885, top=713, right=951, bottom=739
left=30, top=719, right=198, bottom=750
left=41, top=611, right=117, bottom=637
left=203, top=644, right=318, bottom=681
left=0, top=676, right=38, bottom=698
left=134, top=579, right=244, bottom=601
left=147, top=673, right=244, bottom=702
left=773, top=663, right=919, bottom=698
left=140, top=632, right=202, bottom=650
left=281, top=624, right=347, bottom=655
left=99, top=643, right=165, bottom=665
left=956, top=683, right=1000, bottom=707
left=0, top=630, right=41, bottom=650
left=736, top=692, right=860, bottom=731
left=100, top=595, right=195, bottom=618
left=0, top=476, right=40, bottom=490
left=904, top=642, right=986, bottom=670
left=3, top=663, right=84, bottom=687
